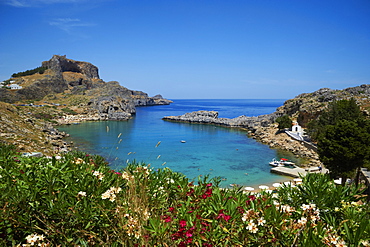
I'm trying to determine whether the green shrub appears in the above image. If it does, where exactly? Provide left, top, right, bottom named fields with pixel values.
left=275, top=115, right=292, bottom=130
left=0, top=143, right=369, bottom=246
left=61, top=107, right=77, bottom=115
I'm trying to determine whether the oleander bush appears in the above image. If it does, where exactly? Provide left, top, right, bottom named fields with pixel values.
left=0, top=143, right=369, bottom=246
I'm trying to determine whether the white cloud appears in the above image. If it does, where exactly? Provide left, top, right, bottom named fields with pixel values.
left=3, top=0, right=28, bottom=7
left=2, top=0, right=89, bottom=7
left=49, top=18, right=95, bottom=33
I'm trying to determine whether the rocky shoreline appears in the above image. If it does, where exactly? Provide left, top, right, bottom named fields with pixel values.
left=163, top=110, right=322, bottom=167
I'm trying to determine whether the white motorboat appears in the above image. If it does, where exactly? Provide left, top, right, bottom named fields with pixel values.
left=269, top=158, right=285, bottom=167
left=269, top=158, right=294, bottom=167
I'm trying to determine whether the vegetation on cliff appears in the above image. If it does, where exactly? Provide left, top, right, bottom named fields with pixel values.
left=0, top=143, right=369, bottom=246
left=11, top=66, right=47, bottom=78
left=275, top=114, right=292, bottom=130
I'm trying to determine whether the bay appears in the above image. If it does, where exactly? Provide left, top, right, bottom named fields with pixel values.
left=58, top=99, right=297, bottom=188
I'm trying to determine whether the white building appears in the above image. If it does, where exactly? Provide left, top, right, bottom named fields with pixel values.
left=8, top=84, right=22, bottom=89
left=285, top=121, right=305, bottom=141
left=291, top=121, right=303, bottom=133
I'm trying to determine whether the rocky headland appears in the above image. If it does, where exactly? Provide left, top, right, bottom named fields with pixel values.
left=0, top=55, right=172, bottom=154
left=1, top=55, right=172, bottom=121
left=163, top=84, right=370, bottom=167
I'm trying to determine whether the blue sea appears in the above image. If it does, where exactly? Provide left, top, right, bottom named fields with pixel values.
left=57, top=99, right=297, bottom=188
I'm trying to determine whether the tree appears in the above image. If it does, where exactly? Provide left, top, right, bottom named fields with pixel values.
left=275, top=115, right=292, bottom=130
left=308, top=98, right=363, bottom=141
left=316, top=99, right=370, bottom=185
left=317, top=120, right=370, bottom=184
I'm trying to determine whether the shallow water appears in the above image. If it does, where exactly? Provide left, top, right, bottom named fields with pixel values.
left=58, top=99, right=298, bottom=187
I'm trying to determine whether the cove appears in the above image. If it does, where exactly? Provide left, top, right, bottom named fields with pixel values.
left=58, top=99, right=297, bottom=187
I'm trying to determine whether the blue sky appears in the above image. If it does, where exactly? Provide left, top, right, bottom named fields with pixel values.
left=1, top=0, right=370, bottom=99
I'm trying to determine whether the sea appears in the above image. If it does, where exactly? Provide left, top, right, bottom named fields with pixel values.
left=57, top=99, right=299, bottom=188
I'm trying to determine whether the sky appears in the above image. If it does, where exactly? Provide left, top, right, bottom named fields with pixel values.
left=1, top=0, right=370, bottom=99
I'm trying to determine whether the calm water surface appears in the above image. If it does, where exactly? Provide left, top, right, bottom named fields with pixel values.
left=58, top=99, right=298, bottom=187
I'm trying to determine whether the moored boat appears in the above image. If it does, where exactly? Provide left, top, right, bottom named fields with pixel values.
left=279, top=158, right=295, bottom=165
left=269, top=158, right=295, bottom=167
left=269, top=158, right=285, bottom=167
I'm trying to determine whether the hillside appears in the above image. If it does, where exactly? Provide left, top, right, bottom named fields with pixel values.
left=0, top=102, right=70, bottom=156
left=275, top=85, right=370, bottom=127
left=0, top=55, right=172, bottom=154
left=0, top=55, right=172, bottom=120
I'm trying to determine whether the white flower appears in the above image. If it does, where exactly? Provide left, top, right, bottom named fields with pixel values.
left=37, top=234, right=45, bottom=242
left=101, top=187, right=122, bottom=202
left=257, top=217, right=266, bottom=226
left=361, top=240, right=370, bottom=246
left=298, top=217, right=307, bottom=225
left=25, top=234, right=45, bottom=245
left=335, top=240, right=347, bottom=247
left=109, top=193, right=117, bottom=202
left=77, top=191, right=87, bottom=197
left=241, top=214, right=248, bottom=222
left=93, top=170, right=104, bottom=180
left=301, top=204, right=310, bottom=211
left=26, top=234, right=38, bottom=244
left=247, top=220, right=258, bottom=233
left=101, top=191, right=110, bottom=200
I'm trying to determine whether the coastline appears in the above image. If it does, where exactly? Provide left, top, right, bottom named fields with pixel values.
left=163, top=110, right=322, bottom=168
left=29, top=99, right=322, bottom=190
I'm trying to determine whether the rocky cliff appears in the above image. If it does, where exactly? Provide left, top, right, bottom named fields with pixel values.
left=0, top=55, right=172, bottom=120
left=42, top=55, right=99, bottom=79
left=275, top=85, right=370, bottom=127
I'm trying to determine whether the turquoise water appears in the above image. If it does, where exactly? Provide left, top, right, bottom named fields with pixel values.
left=58, top=99, right=297, bottom=187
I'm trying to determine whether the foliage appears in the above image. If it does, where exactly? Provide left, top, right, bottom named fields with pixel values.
left=275, top=115, right=292, bottom=130
left=318, top=120, right=370, bottom=180
left=0, top=143, right=369, bottom=246
left=12, top=67, right=47, bottom=78
left=31, top=112, right=54, bottom=121
left=308, top=98, right=364, bottom=141
left=61, top=107, right=77, bottom=115
left=312, top=99, right=370, bottom=182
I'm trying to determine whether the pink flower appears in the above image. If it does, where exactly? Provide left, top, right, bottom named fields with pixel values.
left=162, top=215, right=172, bottom=223
left=223, top=215, right=231, bottom=221
left=186, top=237, right=193, bottom=243
left=186, top=188, right=195, bottom=196
left=179, top=220, right=187, bottom=228
left=185, top=231, right=193, bottom=237
left=216, top=209, right=231, bottom=221
left=248, top=195, right=256, bottom=200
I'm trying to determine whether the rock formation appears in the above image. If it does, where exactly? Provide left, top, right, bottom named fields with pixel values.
left=163, top=110, right=278, bottom=130
left=0, top=55, right=172, bottom=120
left=42, top=55, right=99, bottom=79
